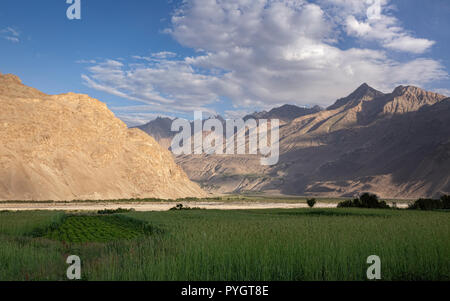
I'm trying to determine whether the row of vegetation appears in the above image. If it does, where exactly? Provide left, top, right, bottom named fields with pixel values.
left=329, top=193, right=450, bottom=211
left=169, top=204, right=203, bottom=211
left=337, top=193, right=390, bottom=209
left=97, top=208, right=135, bottom=215
left=408, top=195, right=450, bottom=210
left=304, top=193, right=389, bottom=209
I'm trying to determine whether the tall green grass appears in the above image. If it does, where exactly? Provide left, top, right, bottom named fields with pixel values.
left=0, top=211, right=66, bottom=280
left=0, top=209, right=448, bottom=281
left=0, top=211, right=65, bottom=236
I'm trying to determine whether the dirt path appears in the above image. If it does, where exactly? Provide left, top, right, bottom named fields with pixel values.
left=0, top=201, right=408, bottom=212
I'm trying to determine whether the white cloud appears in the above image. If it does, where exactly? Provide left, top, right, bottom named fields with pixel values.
left=1, top=27, right=20, bottom=43
left=325, top=0, right=435, bottom=54
left=76, top=59, right=97, bottom=64
left=383, top=36, right=435, bottom=54
left=224, top=109, right=253, bottom=120
left=132, top=51, right=178, bottom=62
left=345, top=15, right=372, bottom=36
left=82, top=0, right=447, bottom=123
left=5, top=36, right=19, bottom=43
left=151, top=51, right=177, bottom=59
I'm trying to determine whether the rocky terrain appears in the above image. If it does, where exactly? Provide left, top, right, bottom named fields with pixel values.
left=0, top=72, right=205, bottom=201
left=140, top=84, right=450, bottom=199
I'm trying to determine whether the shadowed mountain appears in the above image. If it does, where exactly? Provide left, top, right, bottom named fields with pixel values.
left=137, top=115, right=227, bottom=150
left=137, top=83, right=449, bottom=199
left=137, top=105, right=323, bottom=150
left=137, top=117, right=175, bottom=149
left=276, top=95, right=450, bottom=198
left=245, top=104, right=323, bottom=124
left=327, top=83, right=385, bottom=111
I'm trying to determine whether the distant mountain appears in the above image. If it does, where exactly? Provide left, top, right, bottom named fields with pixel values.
left=327, top=83, right=384, bottom=111
left=169, top=84, right=449, bottom=198
left=138, top=104, right=323, bottom=149
left=0, top=73, right=205, bottom=201
left=245, top=104, right=323, bottom=124
left=137, top=115, right=227, bottom=150
left=138, top=117, right=174, bottom=139
left=137, top=117, right=175, bottom=149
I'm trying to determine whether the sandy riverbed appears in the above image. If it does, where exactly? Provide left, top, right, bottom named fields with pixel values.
left=0, top=201, right=408, bottom=212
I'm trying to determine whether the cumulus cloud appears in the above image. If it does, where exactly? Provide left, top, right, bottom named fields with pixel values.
left=82, top=0, right=447, bottom=124
left=325, top=0, right=436, bottom=53
left=1, top=27, right=20, bottom=43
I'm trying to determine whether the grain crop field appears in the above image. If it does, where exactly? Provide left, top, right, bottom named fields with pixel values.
left=0, top=209, right=448, bottom=281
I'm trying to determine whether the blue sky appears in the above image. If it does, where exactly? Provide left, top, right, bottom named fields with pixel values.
left=0, top=0, right=449, bottom=126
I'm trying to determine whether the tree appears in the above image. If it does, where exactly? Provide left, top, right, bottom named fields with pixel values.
left=338, top=193, right=389, bottom=209
left=307, top=198, right=316, bottom=208
left=441, top=195, right=450, bottom=209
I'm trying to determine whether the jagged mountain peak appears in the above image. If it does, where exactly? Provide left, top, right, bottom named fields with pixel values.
left=139, top=116, right=173, bottom=130
left=380, top=85, right=448, bottom=115
left=349, top=83, right=381, bottom=97
left=244, top=104, right=322, bottom=123
left=155, top=116, right=173, bottom=121
left=209, top=115, right=226, bottom=122
left=328, top=83, right=385, bottom=110
left=392, top=85, right=445, bottom=98
left=353, top=82, right=370, bottom=93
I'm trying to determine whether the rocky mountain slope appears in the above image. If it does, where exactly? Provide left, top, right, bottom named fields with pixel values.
left=140, top=83, right=449, bottom=199
left=272, top=84, right=449, bottom=198
left=0, top=73, right=205, bottom=201
left=137, top=104, right=322, bottom=150
left=244, top=104, right=323, bottom=124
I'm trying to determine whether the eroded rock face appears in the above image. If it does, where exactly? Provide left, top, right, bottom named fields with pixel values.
left=142, top=83, right=449, bottom=199
left=0, top=73, right=206, bottom=201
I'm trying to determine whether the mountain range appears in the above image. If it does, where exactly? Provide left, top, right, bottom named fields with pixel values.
left=139, top=84, right=450, bottom=199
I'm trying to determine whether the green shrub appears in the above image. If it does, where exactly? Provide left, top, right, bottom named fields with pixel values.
left=338, top=193, right=389, bottom=209
left=169, top=204, right=203, bottom=211
left=337, top=199, right=355, bottom=208
left=307, top=198, right=316, bottom=208
left=408, top=196, right=450, bottom=211
left=98, top=208, right=135, bottom=215
left=441, top=195, right=450, bottom=210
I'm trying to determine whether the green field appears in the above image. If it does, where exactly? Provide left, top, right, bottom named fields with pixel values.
left=0, top=208, right=448, bottom=281
left=41, top=215, right=156, bottom=243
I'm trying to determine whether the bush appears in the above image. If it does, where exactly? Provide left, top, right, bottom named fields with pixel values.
left=441, top=195, right=450, bottom=209
left=169, top=204, right=203, bottom=211
left=307, top=198, right=316, bottom=208
left=98, top=208, right=135, bottom=215
left=408, top=196, right=450, bottom=211
left=338, top=193, right=389, bottom=209
left=337, top=199, right=355, bottom=208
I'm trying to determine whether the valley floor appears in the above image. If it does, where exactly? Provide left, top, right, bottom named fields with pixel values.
left=0, top=200, right=409, bottom=211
